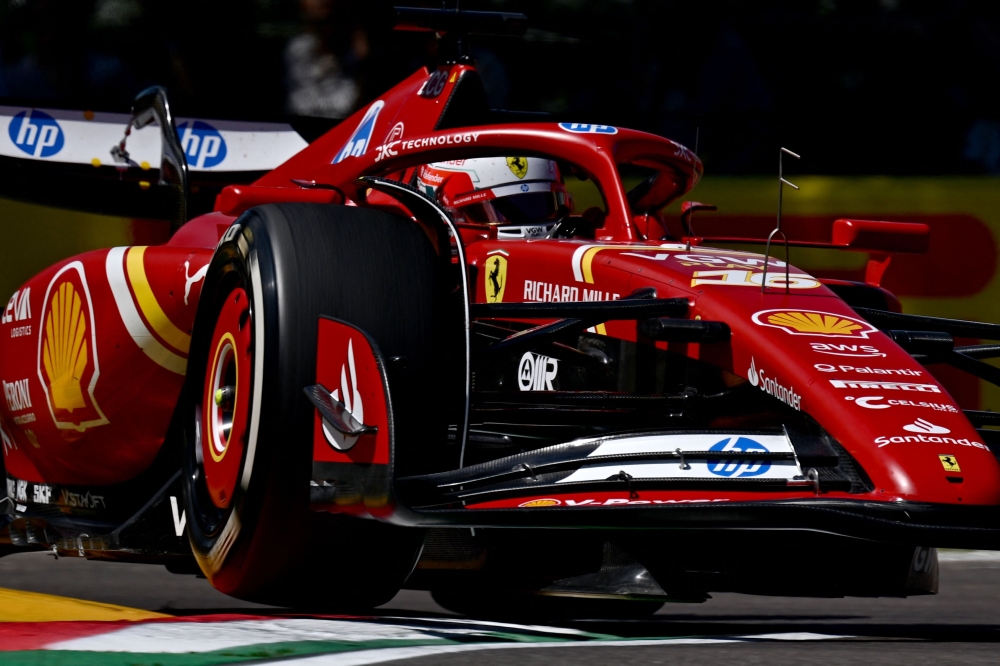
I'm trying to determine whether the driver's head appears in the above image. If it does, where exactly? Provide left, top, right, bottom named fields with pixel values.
left=417, top=157, right=570, bottom=238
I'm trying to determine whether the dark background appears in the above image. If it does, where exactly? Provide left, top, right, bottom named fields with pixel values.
left=2, top=0, right=999, bottom=176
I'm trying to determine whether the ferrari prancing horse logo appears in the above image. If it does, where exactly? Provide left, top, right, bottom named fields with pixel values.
left=939, top=454, right=961, bottom=472
left=506, top=157, right=528, bottom=179
left=485, top=255, right=507, bottom=303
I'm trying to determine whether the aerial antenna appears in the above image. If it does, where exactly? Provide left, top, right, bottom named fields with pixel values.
left=394, top=6, right=527, bottom=63
left=683, top=126, right=701, bottom=250
left=761, top=147, right=800, bottom=294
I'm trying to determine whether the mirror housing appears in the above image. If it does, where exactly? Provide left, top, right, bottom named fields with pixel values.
left=112, top=86, right=189, bottom=233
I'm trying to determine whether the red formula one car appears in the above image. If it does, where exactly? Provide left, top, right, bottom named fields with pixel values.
left=3, top=8, right=1000, bottom=614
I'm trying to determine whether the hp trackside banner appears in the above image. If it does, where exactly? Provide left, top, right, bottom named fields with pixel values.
left=0, top=106, right=308, bottom=172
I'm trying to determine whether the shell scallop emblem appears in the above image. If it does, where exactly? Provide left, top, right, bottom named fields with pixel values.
left=751, top=309, right=877, bottom=339
left=42, top=281, right=88, bottom=411
left=36, top=262, right=108, bottom=432
left=519, top=498, right=562, bottom=507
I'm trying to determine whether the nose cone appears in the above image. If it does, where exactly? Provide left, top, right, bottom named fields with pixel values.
left=870, top=429, right=1000, bottom=505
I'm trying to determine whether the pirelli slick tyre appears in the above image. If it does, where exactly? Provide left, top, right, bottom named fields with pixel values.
left=181, top=203, right=440, bottom=608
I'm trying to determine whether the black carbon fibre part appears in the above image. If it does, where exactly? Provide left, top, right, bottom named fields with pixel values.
left=856, top=307, right=1000, bottom=340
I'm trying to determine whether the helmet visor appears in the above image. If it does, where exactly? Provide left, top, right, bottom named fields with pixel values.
left=490, top=191, right=561, bottom=224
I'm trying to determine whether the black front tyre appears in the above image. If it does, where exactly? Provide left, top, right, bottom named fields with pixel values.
left=181, top=203, right=443, bottom=608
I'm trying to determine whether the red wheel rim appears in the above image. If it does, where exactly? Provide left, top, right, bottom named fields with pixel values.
left=201, top=287, right=252, bottom=509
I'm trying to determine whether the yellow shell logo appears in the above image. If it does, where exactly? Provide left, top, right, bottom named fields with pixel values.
left=37, top=263, right=108, bottom=432
left=752, top=309, right=877, bottom=339
left=42, top=282, right=88, bottom=412
left=506, top=157, right=528, bottom=179
left=485, top=254, right=507, bottom=303
left=519, top=498, right=561, bottom=507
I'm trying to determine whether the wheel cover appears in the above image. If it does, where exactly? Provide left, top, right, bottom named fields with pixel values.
left=201, top=287, right=252, bottom=509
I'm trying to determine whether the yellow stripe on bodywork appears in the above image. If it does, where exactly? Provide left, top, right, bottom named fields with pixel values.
left=0, top=587, right=168, bottom=622
left=126, top=246, right=191, bottom=354
left=581, top=247, right=605, bottom=284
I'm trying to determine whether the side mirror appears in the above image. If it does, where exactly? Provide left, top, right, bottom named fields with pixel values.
left=680, top=200, right=717, bottom=237
left=111, top=86, right=189, bottom=233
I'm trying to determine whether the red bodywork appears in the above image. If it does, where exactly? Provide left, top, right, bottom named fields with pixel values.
left=1, top=61, right=997, bottom=522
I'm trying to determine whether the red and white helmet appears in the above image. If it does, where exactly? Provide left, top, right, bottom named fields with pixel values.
left=417, top=157, right=570, bottom=238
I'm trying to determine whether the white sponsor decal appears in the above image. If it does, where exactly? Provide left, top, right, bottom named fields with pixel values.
left=692, top=270, right=821, bottom=289
left=322, top=339, right=364, bottom=452
left=397, top=132, right=481, bottom=153
left=814, top=364, right=920, bottom=376
left=748, top=357, right=802, bottom=410
left=903, top=418, right=950, bottom=434
left=811, top=342, right=886, bottom=357
left=12, top=413, right=35, bottom=425
left=16, top=479, right=27, bottom=502
left=845, top=396, right=958, bottom=412
left=2, top=288, right=30, bottom=324
left=522, top=280, right=619, bottom=303
left=518, top=352, right=558, bottom=391
left=830, top=379, right=940, bottom=392
left=876, top=433, right=987, bottom=450
left=183, top=260, right=209, bottom=306
left=3, top=378, right=31, bottom=412
left=674, top=254, right=786, bottom=268
left=374, top=121, right=405, bottom=162
left=32, top=483, right=51, bottom=504
left=170, top=495, right=187, bottom=537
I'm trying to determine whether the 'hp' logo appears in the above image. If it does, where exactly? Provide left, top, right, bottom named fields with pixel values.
left=9, top=110, right=65, bottom=158
left=557, top=122, right=618, bottom=135
left=706, top=436, right=770, bottom=478
left=176, top=121, right=227, bottom=168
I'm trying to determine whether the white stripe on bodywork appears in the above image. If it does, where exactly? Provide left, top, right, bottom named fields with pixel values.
left=558, top=460, right=801, bottom=484
left=588, top=434, right=794, bottom=457
left=555, top=433, right=799, bottom=483
left=105, top=247, right=187, bottom=375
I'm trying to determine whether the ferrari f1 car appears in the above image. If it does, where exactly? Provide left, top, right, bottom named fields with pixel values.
left=3, top=8, right=1000, bottom=614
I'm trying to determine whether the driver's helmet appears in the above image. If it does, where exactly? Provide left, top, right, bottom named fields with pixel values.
left=417, top=157, right=570, bottom=239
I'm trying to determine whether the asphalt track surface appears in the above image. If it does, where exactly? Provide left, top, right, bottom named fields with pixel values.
left=2, top=551, right=1000, bottom=664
